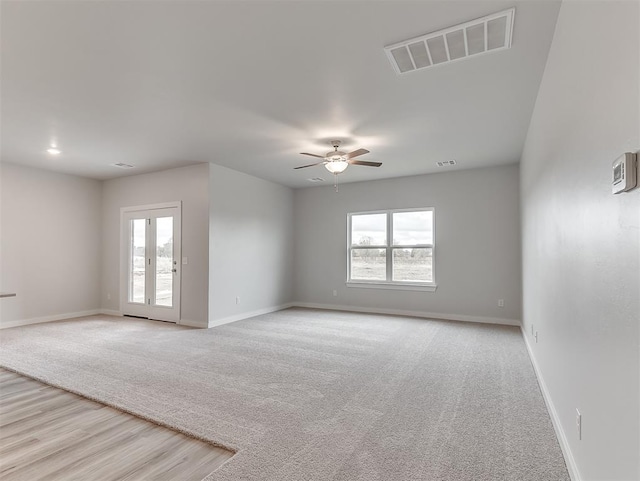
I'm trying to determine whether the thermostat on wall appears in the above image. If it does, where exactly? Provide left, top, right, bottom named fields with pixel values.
left=612, top=152, right=637, bottom=194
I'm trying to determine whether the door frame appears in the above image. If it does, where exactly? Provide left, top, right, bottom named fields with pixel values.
left=119, top=201, right=182, bottom=322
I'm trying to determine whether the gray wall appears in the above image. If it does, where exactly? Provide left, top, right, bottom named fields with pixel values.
left=0, top=163, right=102, bottom=326
left=102, top=163, right=210, bottom=326
left=209, top=163, right=294, bottom=326
left=293, top=164, right=522, bottom=324
left=520, top=1, right=639, bottom=479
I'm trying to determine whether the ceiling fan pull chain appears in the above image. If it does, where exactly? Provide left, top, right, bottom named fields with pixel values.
left=334, top=173, right=339, bottom=192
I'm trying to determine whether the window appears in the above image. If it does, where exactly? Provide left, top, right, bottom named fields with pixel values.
left=347, top=208, right=435, bottom=291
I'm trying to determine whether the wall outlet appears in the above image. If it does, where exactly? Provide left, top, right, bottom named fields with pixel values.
left=498, top=299, right=504, bottom=307
left=107, top=293, right=111, bottom=301
left=235, top=296, right=240, bottom=305
left=332, top=289, right=338, bottom=297
left=576, top=409, right=582, bottom=440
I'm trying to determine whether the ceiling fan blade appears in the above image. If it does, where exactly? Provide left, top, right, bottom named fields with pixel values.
left=349, top=160, right=382, bottom=167
left=300, top=152, right=326, bottom=159
left=294, top=161, right=326, bottom=169
left=346, top=148, right=370, bottom=159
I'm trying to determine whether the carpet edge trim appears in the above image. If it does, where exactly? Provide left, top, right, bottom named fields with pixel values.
left=0, top=364, right=241, bottom=455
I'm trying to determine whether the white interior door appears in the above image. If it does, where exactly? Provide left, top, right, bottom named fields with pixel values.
left=121, top=203, right=181, bottom=322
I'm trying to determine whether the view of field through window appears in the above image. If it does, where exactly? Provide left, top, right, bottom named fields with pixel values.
left=350, top=210, right=433, bottom=283
left=130, top=219, right=146, bottom=303
left=155, top=217, right=173, bottom=307
left=129, top=217, right=174, bottom=306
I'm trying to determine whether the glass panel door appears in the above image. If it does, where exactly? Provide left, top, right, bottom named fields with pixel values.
left=121, top=205, right=181, bottom=322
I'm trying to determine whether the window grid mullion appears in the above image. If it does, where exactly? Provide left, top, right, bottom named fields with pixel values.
left=348, top=208, right=435, bottom=286
left=387, top=212, right=392, bottom=282
left=392, top=244, right=433, bottom=249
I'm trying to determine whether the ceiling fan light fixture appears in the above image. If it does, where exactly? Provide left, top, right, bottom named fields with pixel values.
left=296, top=140, right=378, bottom=179
left=325, top=160, right=349, bottom=174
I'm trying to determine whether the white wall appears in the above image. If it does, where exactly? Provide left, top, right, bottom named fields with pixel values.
left=102, top=163, right=210, bottom=327
left=293, top=164, right=522, bottom=324
left=520, top=1, right=639, bottom=480
left=209, top=163, right=294, bottom=326
left=0, top=163, right=102, bottom=326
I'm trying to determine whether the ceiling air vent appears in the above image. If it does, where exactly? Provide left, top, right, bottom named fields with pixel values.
left=112, top=163, right=135, bottom=169
left=385, top=8, right=515, bottom=75
left=437, top=160, right=457, bottom=167
left=307, top=177, right=326, bottom=183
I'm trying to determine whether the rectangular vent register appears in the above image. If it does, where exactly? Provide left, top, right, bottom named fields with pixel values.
left=385, top=8, right=515, bottom=75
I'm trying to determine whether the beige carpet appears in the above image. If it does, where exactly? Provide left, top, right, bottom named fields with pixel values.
left=0, top=308, right=569, bottom=480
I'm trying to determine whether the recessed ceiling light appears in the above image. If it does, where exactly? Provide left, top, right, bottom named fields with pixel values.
left=47, top=148, right=61, bottom=155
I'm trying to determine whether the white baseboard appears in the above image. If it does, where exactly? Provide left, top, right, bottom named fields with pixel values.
left=521, top=327, right=581, bottom=481
left=208, top=303, right=295, bottom=328
left=100, top=309, right=122, bottom=317
left=0, top=309, right=102, bottom=329
left=179, top=318, right=207, bottom=328
left=291, top=302, right=520, bottom=326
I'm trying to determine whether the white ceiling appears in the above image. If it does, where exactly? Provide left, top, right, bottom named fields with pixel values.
left=1, top=0, right=561, bottom=188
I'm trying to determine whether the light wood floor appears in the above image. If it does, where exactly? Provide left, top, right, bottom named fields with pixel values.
left=0, top=368, right=233, bottom=480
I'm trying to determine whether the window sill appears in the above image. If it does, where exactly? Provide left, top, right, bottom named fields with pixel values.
left=346, top=281, right=437, bottom=292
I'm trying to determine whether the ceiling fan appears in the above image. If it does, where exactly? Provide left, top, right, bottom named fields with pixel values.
left=294, top=140, right=382, bottom=175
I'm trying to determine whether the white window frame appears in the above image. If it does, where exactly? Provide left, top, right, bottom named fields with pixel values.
left=346, top=207, right=437, bottom=292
